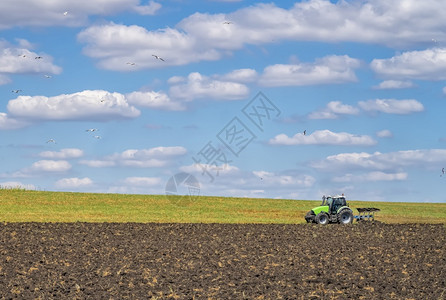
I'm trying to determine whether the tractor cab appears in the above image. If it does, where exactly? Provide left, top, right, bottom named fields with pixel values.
left=322, top=195, right=347, bottom=214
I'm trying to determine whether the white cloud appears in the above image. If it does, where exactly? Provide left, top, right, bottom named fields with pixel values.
left=28, top=160, right=71, bottom=173
left=0, top=160, right=72, bottom=178
left=0, top=74, right=11, bottom=85
left=80, top=146, right=187, bottom=168
left=168, top=72, right=249, bottom=101
left=371, top=48, right=446, bottom=80
left=132, top=1, right=161, bottom=15
left=180, top=163, right=239, bottom=176
left=216, top=68, right=258, bottom=83
left=0, top=46, right=62, bottom=74
left=76, top=1, right=446, bottom=70
left=123, top=176, right=162, bottom=186
left=252, top=170, right=315, bottom=187
left=179, top=1, right=446, bottom=48
left=0, top=0, right=162, bottom=29
left=0, top=40, right=62, bottom=84
left=0, top=112, right=29, bottom=130
left=0, top=181, right=36, bottom=190
left=376, top=129, right=393, bottom=138
left=333, top=171, right=408, bottom=182
left=55, top=177, right=93, bottom=188
left=259, top=55, right=360, bottom=87
left=78, top=160, right=116, bottom=168
left=308, top=101, right=359, bottom=119
left=311, top=149, right=446, bottom=171
left=373, top=80, right=415, bottom=89
left=126, top=91, right=185, bottom=111
left=38, top=148, right=84, bottom=159
left=269, top=130, right=376, bottom=146
left=358, top=99, right=424, bottom=114
left=7, top=90, right=140, bottom=121
left=78, top=23, right=221, bottom=70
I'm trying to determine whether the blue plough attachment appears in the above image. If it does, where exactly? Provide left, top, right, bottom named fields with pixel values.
left=354, top=208, right=380, bottom=221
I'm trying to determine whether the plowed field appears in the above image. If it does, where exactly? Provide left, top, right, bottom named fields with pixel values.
left=0, top=222, right=445, bottom=299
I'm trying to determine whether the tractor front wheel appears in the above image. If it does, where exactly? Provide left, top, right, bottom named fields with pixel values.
left=338, top=209, right=353, bottom=224
left=315, top=212, right=329, bottom=225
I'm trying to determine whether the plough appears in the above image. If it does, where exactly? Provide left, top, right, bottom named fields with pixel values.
left=354, top=207, right=380, bottom=221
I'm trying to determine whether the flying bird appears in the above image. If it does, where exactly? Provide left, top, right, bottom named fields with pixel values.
left=152, top=54, right=165, bottom=62
left=85, top=128, right=99, bottom=132
left=442, top=168, right=445, bottom=177
left=223, top=21, right=233, bottom=25
left=11, top=90, right=22, bottom=93
left=93, top=135, right=102, bottom=139
left=63, top=11, right=68, bottom=16
left=44, top=75, right=52, bottom=78
left=303, top=130, right=306, bottom=135
left=35, top=56, right=43, bottom=59
left=126, top=62, right=136, bottom=66
left=46, top=139, right=56, bottom=144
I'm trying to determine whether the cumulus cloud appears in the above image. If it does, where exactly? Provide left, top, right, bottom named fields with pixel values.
left=132, top=0, right=161, bottom=15
left=333, top=171, right=408, bottom=182
left=126, top=91, right=185, bottom=111
left=0, top=112, right=29, bottom=130
left=123, top=176, right=162, bottom=186
left=80, top=146, right=187, bottom=168
left=55, top=177, right=93, bottom=188
left=0, top=181, right=36, bottom=190
left=78, top=23, right=221, bottom=70
left=376, top=129, right=393, bottom=138
left=269, top=130, right=376, bottom=146
left=308, top=101, right=359, bottom=119
left=0, top=0, right=162, bottom=29
left=7, top=90, right=140, bottom=121
left=371, top=48, right=446, bottom=80
left=373, top=80, right=415, bottom=89
left=0, top=40, right=62, bottom=84
left=252, top=170, right=315, bottom=187
left=358, top=99, right=424, bottom=114
left=38, top=148, right=84, bottom=159
left=75, top=1, right=446, bottom=70
left=168, top=72, right=249, bottom=101
left=311, top=149, right=446, bottom=171
left=216, top=68, right=258, bottom=83
left=2, top=160, right=72, bottom=178
left=180, top=163, right=239, bottom=176
left=0, top=46, right=62, bottom=75
left=0, top=74, right=11, bottom=85
left=179, top=1, right=446, bottom=48
left=28, top=160, right=72, bottom=173
left=259, top=55, right=360, bottom=87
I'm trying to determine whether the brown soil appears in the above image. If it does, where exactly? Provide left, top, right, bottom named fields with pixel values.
left=0, top=222, right=445, bottom=299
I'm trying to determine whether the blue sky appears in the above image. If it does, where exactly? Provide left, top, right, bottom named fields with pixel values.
left=1, top=0, right=446, bottom=203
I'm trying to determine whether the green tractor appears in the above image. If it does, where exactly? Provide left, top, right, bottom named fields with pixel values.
left=305, top=195, right=354, bottom=225
left=305, top=195, right=380, bottom=225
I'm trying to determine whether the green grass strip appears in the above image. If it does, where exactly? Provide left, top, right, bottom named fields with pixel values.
left=1, top=189, right=445, bottom=223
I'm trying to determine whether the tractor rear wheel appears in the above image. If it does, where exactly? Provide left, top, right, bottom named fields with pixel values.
left=338, top=209, right=353, bottom=224
left=315, top=212, right=329, bottom=225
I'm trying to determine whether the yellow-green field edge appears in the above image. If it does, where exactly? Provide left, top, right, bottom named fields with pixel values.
left=1, top=189, right=445, bottom=224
